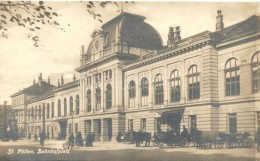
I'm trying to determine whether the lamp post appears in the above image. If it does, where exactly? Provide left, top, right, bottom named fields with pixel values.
left=3, top=101, right=7, bottom=139
left=71, top=110, right=74, bottom=134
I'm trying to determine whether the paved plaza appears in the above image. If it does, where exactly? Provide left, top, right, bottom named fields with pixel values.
left=0, top=139, right=258, bottom=161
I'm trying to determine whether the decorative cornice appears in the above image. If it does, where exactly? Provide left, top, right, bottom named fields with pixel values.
left=75, top=53, right=140, bottom=73
left=122, top=32, right=214, bottom=71
left=53, top=80, right=80, bottom=93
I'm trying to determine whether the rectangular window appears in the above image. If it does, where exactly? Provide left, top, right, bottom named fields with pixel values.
left=229, top=113, right=237, bottom=134
left=94, top=73, right=101, bottom=83
left=189, top=115, right=197, bottom=130
left=87, top=76, right=92, bottom=86
left=128, top=119, right=133, bottom=131
left=140, top=119, right=146, bottom=132
left=257, top=112, right=260, bottom=129
left=104, top=70, right=112, bottom=80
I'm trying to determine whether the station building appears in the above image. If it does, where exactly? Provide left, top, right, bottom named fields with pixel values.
left=11, top=11, right=260, bottom=141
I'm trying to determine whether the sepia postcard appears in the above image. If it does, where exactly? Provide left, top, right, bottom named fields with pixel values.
left=0, top=1, right=260, bottom=161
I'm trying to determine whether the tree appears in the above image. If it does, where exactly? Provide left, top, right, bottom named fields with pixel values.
left=0, top=1, right=131, bottom=47
left=0, top=1, right=64, bottom=47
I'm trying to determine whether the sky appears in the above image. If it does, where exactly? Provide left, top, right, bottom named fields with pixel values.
left=0, top=1, right=259, bottom=104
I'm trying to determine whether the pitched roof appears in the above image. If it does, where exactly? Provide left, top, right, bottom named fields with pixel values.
left=214, top=15, right=260, bottom=42
left=10, top=82, right=55, bottom=98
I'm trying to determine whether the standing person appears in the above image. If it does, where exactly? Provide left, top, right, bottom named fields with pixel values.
left=34, top=134, right=37, bottom=142
left=47, top=132, right=50, bottom=139
left=40, top=131, right=45, bottom=147
left=28, top=133, right=31, bottom=140
left=255, top=128, right=260, bottom=152
left=68, top=133, right=75, bottom=149
left=78, top=131, right=83, bottom=146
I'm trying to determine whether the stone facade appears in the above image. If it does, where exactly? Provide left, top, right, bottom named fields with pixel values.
left=10, top=11, right=260, bottom=141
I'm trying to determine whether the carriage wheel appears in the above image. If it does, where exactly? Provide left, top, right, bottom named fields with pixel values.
left=243, top=138, right=253, bottom=148
left=179, top=139, right=189, bottom=147
left=62, top=142, right=68, bottom=149
left=215, top=140, right=225, bottom=149
left=235, top=139, right=243, bottom=148
left=159, top=143, right=164, bottom=149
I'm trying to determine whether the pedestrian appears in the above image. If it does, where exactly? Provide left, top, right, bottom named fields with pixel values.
left=34, top=134, right=37, bottom=142
left=47, top=132, right=50, bottom=139
left=181, top=125, right=189, bottom=138
left=68, top=133, right=74, bottom=149
left=78, top=131, right=83, bottom=146
left=75, top=132, right=83, bottom=146
left=40, top=131, right=45, bottom=147
left=255, top=128, right=260, bottom=152
left=28, top=133, right=31, bottom=140
left=116, top=132, right=122, bottom=142
left=85, top=132, right=93, bottom=147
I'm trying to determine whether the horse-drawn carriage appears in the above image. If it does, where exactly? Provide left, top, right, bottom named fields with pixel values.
left=152, top=130, right=189, bottom=148
left=122, top=131, right=151, bottom=147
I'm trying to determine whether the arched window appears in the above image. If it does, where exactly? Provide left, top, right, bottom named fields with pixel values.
left=188, top=65, right=200, bottom=100
left=141, top=78, right=149, bottom=96
left=58, top=99, right=61, bottom=117
left=51, top=102, right=54, bottom=118
left=64, top=98, right=67, bottom=116
left=86, top=90, right=91, bottom=112
left=129, top=81, right=136, bottom=98
left=252, top=52, right=260, bottom=93
left=69, top=96, right=73, bottom=115
left=170, top=70, right=181, bottom=102
left=47, top=103, right=50, bottom=119
left=39, top=105, right=42, bottom=120
left=154, top=74, right=164, bottom=105
left=106, top=84, right=112, bottom=109
left=225, top=58, right=240, bottom=96
left=35, top=106, right=38, bottom=120
left=96, top=88, right=101, bottom=111
left=31, top=107, right=34, bottom=120
left=75, top=95, right=80, bottom=115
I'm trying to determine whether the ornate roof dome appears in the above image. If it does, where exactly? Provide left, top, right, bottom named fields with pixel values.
left=85, top=12, right=163, bottom=56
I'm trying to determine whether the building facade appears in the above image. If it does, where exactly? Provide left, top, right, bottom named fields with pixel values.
left=11, top=11, right=260, bottom=141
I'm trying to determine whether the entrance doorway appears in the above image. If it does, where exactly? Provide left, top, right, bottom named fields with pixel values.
left=58, top=120, right=67, bottom=140
left=161, top=112, right=182, bottom=135
left=107, top=119, right=112, bottom=141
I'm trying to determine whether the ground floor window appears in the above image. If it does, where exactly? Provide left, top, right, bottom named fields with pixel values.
left=140, top=119, right=146, bottom=132
left=257, top=112, right=260, bottom=130
left=189, top=115, right=197, bottom=130
left=128, top=119, right=133, bottom=131
left=154, top=118, right=161, bottom=132
left=75, top=123, right=78, bottom=133
left=229, top=113, right=237, bottom=134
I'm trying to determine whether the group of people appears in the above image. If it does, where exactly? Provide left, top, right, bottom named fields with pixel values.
left=67, top=131, right=96, bottom=149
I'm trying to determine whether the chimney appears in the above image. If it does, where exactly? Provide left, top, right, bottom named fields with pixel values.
left=174, top=26, right=181, bottom=42
left=216, top=10, right=224, bottom=31
left=38, top=73, right=43, bottom=86
left=73, top=74, right=76, bottom=82
left=61, top=75, right=64, bottom=85
left=48, top=77, right=50, bottom=84
left=167, top=27, right=175, bottom=47
left=58, top=79, right=60, bottom=87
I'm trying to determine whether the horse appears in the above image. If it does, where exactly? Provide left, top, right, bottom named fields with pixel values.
left=130, top=131, right=151, bottom=147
